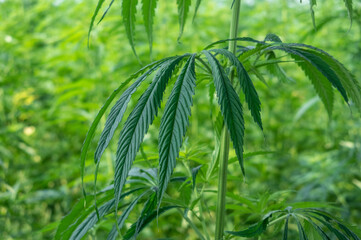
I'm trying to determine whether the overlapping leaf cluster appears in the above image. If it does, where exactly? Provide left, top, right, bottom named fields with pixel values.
left=65, top=34, right=361, bottom=238
left=228, top=206, right=361, bottom=240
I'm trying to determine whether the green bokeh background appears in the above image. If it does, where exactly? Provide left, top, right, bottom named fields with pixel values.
left=0, top=0, right=360, bottom=239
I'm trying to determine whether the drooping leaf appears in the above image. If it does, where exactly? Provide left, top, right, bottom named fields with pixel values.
left=158, top=54, right=196, bottom=206
left=56, top=188, right=143, bottom=240
left=106, top=190, right=152, bottom=240
left=290, top=54, right=334, bottom=118
left=191, top=165, right=202, bottom=191
left=202, top=50, right=245, bottom=174
left=227, top=210, right=281, bottom=237
left=192, top=0, right=202, bottom=22
left=211, top=48, right=263, bottom=130
left=88, top=0, right=106, bottom=47
left=135, top=191, right=157, bottom=237
left=81, top=59, right=165, bottom=198
left=123, top=206, right=180, bottom=240
left=98, top=0, right=115, bottom=25
left=95, top=58, right=172, bottom=164
left=293, top=216, right=308, bottom=240
left=142, top=0, right=158, bottom=55
left=122, top=0, right=140, bottom=61
left=283, top=216, right=289, bottom=240
left=292, top=45, right=361, bottom=113
left=113, top=55, right=187, bottom=217
left=177, top=0, right=191, bottom=42
left=275, top=46, right=349, bottom=103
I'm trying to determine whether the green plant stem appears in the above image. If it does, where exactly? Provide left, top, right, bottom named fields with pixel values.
left=214, top=1, right=241, bottom=239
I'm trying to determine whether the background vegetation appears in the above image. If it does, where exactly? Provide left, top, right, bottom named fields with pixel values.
left=0, top=0, right=360, bottom=239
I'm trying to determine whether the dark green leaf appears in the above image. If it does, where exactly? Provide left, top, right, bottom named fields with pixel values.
left=290, top=54, right=334, bottom=118
left=142, top=0, right=158, bottom=55
left=95, top=58, right=171, bottom=164
left=191, top=165, right=202, bottom=191
left=291, top=45, right=361, bottom=113
left=211, top=48, right=263, bottom=130
left=107, top=190, right=152, bottom=240
left=123, top=206, right=179, bottom=240
left=226, top=210, right=281, bottom=237
left=293, top=215, right=308, bottom=240
left=177, top=0, right=191, bottom=42
left=275, top=46, right=349, bottom=103
left=122, top=0, right=140, bottom=61
left=283, top=216, right=289, bottom=240
left=158, top=54, right=196, bottom=205
left=114, top=55, right=187, bottom=217
left=81, top=59, right=163, bottom=198
left=202, top=50, right=245, bottom=174
left=264, top=33, right=282, bottom=43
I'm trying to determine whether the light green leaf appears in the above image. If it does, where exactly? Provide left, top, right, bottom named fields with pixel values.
left=177, top=0, right=191, bottom=42
left=142, top=0, right=158, bottom=55
left=202, top=50, right=245, bottom=174
left=122, top=0, right=140, bottom=61
left=113, top=55, right=187, bottom=217
left=192, top=0, right=202, bottom=22
left=158, top=54, right=196, bottom=206
left=88, top=0, right=106, bottom=47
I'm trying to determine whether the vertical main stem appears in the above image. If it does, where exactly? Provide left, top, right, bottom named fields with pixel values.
left=214, top=1, right=241, bottom=239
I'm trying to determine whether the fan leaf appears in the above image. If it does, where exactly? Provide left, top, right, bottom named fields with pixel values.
left=113, top=55, right=187, bottom=216
left=142, top=0, right=158, bottom=55
left=193, top=0, right=202, bottom=22
left=177, top=0, right=191, bottom=42
left=292, top=45, right=361, bottom=113
left=290, top=54, right=334, bottom=118
left=274, top=46, right=349, bottom=103
left=123, top=206, right=179, bottom=239
left=88, top=0, right=106, bottom=47
left=80, top=59, right=164, bottom=198
left=211, top=48, right=262, bottom=130
left=106, top=190, right=151, bottom=240
left=158, top=54, right=196, bottom=206
left=122, top=0, right=140, bottom=61
left=95, top=58, right=172, bottom=164
left=202, top=50, right=245, bottom=174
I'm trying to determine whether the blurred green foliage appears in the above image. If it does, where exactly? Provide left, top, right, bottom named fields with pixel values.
left=0, top=0, right=360, bottom=239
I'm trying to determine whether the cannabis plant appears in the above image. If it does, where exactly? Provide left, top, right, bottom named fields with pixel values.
left=56, top=0, right=361, bottom=239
